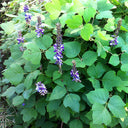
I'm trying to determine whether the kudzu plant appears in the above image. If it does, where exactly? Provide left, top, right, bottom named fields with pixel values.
left=1, top=0, right=128, bottom=127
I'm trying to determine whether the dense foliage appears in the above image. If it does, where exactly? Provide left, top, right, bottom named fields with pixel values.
left=1, top=0, right=128, bottom=127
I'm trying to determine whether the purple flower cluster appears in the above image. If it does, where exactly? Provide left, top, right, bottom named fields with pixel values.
left=25, top=13, right=32, bottom=24
left=70, top=60, right=81, bottom=82
left=17, top=31, right=24, bottom=44
left=23, top=5, right=32, bottom=24
left=24, top=5, right=29, bottom=12
left=109, top=36, right=118, bottom=46
left=35, top=16, right=44, bottom=37
left=53, top=23, right=64, bottom=69
left=35, top=82, right=48, bottom=96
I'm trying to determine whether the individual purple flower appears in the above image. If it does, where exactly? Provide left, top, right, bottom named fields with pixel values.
left=17, top=31, right=24, bottom=44
left=35, top=82, right=48, bottom=96
left=22, top=103, right=25, bottom=106
left=25, top=13, right=32, bottom=24
left=35, top=16, right=44, bottom=37
left=53, top=23, right=64, bottom=73
left=70, top=60, right=81, bottom=82
left=24, top=5, right=29, bottom=12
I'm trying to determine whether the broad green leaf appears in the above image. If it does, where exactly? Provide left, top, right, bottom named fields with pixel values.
left=35, top=35, right=53, bottom=50
left=47, top=100, right=61, bottom=112
left=24, top=70, right=40, bottom=89
left=90, top=122, right=104, bottom=128
left=64, top=41, right=81, bottom=58
left=109, top=54, right=120, bottom=66
left=15, top=83, right=24, bottom=94
left=35, top=99, right=46, bottom=116
left=121, top=53, right=128, bottom=64
left=24, top=31, right=36, bottom=42
left=1, top=21, right=14, bottom=34
left=21, top=108, right=37, bottom=122
left=53, top=71, right=62, bottom=81
left=3, top=64, right=24, bottom=85
left=83, top=7, right=96, bottom=23
left=49, top=86, right=67, bottom=100
left=69, top=119, right=83, bottom=128
left=70, top=0, right=84, bottom=15
left=108, top=95, right=126, bottom=118
left=23, top=89, right=32, bottom=100
left=45, top=0, right=61, bottom=19
left=102, top=71, right=123, bottom=91
left=81, top=24, right=93, bottom=41
left=56, top=105, right=70, bottom=124
left=87, top=63, right=106, bottom=78
left=63, top=93, right=80, bottom=112
left=10, top=45, right=23, bottom=60
left=66, top=15, right=82, bottom=29
left=92, top=103, right=111, bottom=125
left=2, top=87, right=15, bottom=98
left=23, top=43, right=41, bottom=65
left=82, top=51, right=97, bottom=66
left=89, top=78, right=100, bottom=89
left=13, top=96, right=24, bottom=106
left=104, top=18, right=115, bottom=31
left=86, top=89, right=109, bottom=104
left=96, top=11, right=113, bottom=19
left=121, top=64, right=128, bottom=72
left=97, top=0, right=114, bottom=12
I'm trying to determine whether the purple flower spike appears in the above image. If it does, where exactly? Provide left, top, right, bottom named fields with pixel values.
left=109, top=36, right=118, bottom=46
left=35, top=16, right=44, bottom=37
left=17, top=31, right=24, bottom=44
left=35, top=82, right=48, bottom=96
left=70, top=60, right=81, bottom=82
left=24, top=5, right=29, bottom=12
left=53, top=23, right=64, bottom=72
left=25, top=13, right=32, bottom=24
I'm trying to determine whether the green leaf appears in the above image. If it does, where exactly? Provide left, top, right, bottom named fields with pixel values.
left=69, top=0, right=84, bottom=15
left=69, top=119, right=83, bottom=128
left=64, top=41, right=81, bottom=58
left=66, top=15, right=82, bottom=29
left=82, top=51, right=97, bottom=66
left=64, top=58, right=85, bottom=68
left=86, top=89, right=109, bottom=104
left=3, top=64, right=24, bottom=85
left=87, top=63, right=106, bottom=78
left=121, top=53, right=128, bottom=64
left=23, top=43, right=41, bottom=65
left=104, top=18, right=115, bottom=31
left=109, top=54, right=120, bottom=66
left=121, top=64, right=128, bottom=72
left=13, top=96, right=24, bottom=106
left=24, top=31, right=36, bottom=42
left=96, top=11, right=113, bottom=19
left=35, top=35, right=53, bottom=50
left=97, top=0, right=114, bottom=12
left=102, top=71, right=123, bottom=91
left=35, top=99, right=46, bottom=116
left=83, top=7, right=96, bottom=23
left=24, top=70, right=40, bottom=89
left=10, top=45, right=23, bottom=60
left=21, top=108, right=37, bottom=122
left=2, top=87, right=15, bottom=98
left=81, top=24, right=93, bottom=41
left=53, top=71, right=62, bottom=81
left=49, top=86, right=67, bottom=100
left=23, top=89, right=32, bottom=100
left=45, top=0, right=61, bottom=19
left=108, top=95, right=126, bottom=118
left=1, top=21, right=14, bottom=34
left=47, top=100, right=61, bottom=112
left=92, top=103, right=111, bottom=125
left=15, top=83, right=24, bottom=94
left=63, top=93, right=80, bottom=112
left=88, top=78, right=100, bottom=89
left=56, top=105, right=70, bottom=124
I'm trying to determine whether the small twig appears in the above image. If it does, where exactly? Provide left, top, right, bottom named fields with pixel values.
left=61, top=122, right=63, bottom=128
